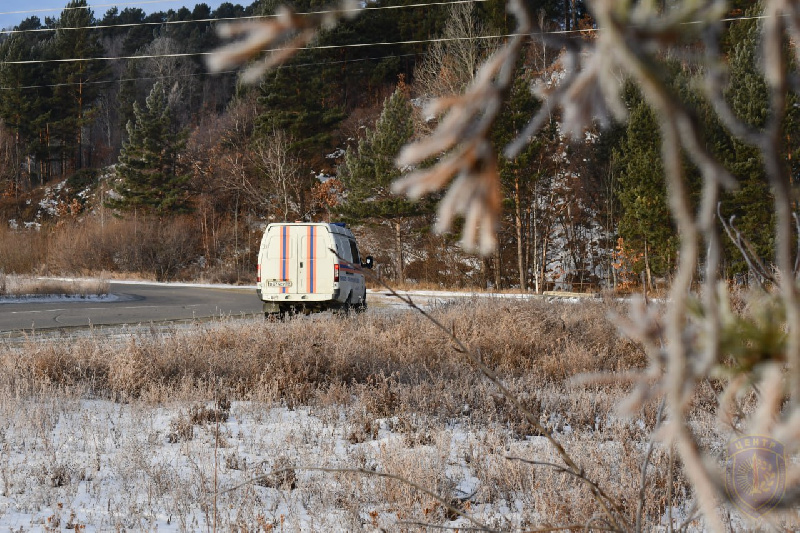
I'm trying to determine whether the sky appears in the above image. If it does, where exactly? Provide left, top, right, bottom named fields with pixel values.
left=0, top=0, right=229, bottom=30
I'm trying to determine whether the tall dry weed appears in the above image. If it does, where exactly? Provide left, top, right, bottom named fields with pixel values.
left=0, top=225, right=48, bottom=274
left=6, top=299, right=642, bottom=406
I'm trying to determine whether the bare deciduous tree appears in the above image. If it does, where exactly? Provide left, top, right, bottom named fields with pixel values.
left=413, top=1, right=500, bottom=104
left=137, top=36, right=196, bottom=122
left=249, top=128, right=304, bottom=222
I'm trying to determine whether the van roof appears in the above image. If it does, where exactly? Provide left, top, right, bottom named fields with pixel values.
left=265, top=222, right=354, bottom=237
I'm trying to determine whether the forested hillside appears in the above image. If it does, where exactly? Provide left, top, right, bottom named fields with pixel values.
left=0, top=0, right=785, bottom=288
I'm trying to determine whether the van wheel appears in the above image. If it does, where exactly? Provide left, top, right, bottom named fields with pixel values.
left=355, top=295, right=367, bottom=314
left=336, top=297, right=352, bottom=317
left=277, top=305, right=292, bottom=321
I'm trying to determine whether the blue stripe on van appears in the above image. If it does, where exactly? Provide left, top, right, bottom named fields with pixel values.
left=281, top=226, right=288, bottom=294
left=309, top=226, right=315, bottom=293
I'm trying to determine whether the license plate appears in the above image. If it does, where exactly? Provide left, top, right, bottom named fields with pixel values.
left=267, top=280, right=292, bottom=287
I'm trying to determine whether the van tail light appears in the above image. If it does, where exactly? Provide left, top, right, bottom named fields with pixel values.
left=257, top=264, right=261, bottom=283
left=334, top=264, right=340, bottom=282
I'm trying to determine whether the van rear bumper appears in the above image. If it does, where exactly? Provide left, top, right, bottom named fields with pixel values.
left=259, top=292, right=339, bottom=303
left=261, top=290, right=343, bottom=315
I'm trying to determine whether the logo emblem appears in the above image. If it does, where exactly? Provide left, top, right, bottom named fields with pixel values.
left=726, top=436, right=786, bottom=519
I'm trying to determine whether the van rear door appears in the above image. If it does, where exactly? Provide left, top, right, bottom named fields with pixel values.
left=297, top=225, right=334, bottom=294
left=262, top=225, right=299, bottom=295
left=263, top=224, right=337, bottom=297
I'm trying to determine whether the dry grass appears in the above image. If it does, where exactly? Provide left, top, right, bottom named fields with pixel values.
left=12, top=298, right=641, bottom=402
left=0, top=225, right=48, bottom=274
left=0, top=216, right=254, bottom=283
left=0, top=298, right=738, bottom=529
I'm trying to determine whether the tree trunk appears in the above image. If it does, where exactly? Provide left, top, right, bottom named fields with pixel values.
left=644, top=238, right=653, bottom=291
left=494, top=246, right=501, bottom=290
left=525, top=207, right=533, bottom=290
left=540, top=236, right=549, bottom=294
left=533, top=202, right=541, bottom=294
left=570, top=0, right=578, bottom=32
left=515, top=176, right=526, bottom=291
left=234, top=191, right=240, bottom=281
left=395, top=220, right=404, bottom=283
left=202, top=202, right=210, bottom=271
left=564, top=0, right=571, bottom=30
left=77, top=78, right=83, bottom=170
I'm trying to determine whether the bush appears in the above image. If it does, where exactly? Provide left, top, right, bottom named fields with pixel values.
left=48, top=215, right=203, bottom=280
left=0, top=225, right=48, bottom=274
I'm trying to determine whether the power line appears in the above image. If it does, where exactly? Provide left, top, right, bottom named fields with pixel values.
left=0, top=32, right=516, bottom=65
left=0, top=0, right=489, bottom=35
left=0, top=68, right=233, bottom=90
left=0, top=1, right=771, bottom=38
left=0, top=9, right=771, bottom=67
left=0, top=51, right=420, bottom=90
left=0, top=0, right=185, bottom=18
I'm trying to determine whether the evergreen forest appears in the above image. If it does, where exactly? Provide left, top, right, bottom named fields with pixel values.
left=0, top=0, right=791, bottom=289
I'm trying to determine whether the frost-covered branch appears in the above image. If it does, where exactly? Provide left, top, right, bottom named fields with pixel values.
left=206, top=0, right=361, bottom=83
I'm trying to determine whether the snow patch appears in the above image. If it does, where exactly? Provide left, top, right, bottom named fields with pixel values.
left=325, top=148, right=345, bottom=159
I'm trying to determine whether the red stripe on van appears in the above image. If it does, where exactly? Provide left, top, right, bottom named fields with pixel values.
left=339, top=263, right=361, bottom=274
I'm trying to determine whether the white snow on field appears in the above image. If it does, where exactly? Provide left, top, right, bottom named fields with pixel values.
left=366, top=289, right=588, bottom=309
left=0, top=398, right=556, bottom=531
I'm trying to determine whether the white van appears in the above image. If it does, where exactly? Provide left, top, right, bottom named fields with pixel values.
left=256, top=222, right=373, bottom=317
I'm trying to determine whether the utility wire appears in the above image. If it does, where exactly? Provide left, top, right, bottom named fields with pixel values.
left=0, top=1, right=771, bottom=38
left=0, top=0, right=185, bottom=18
left=0, top=51, right=419, bottom=90
left=0, top=32, right=516, bottom=65
left=0, top=0, right=489, bottom=35
left=0, top=50, right=429, bottom=90
left=0, top=9, right=771, bottom=66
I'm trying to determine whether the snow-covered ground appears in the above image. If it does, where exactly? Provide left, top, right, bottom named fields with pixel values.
left=366, top=288, right=588, bottom=310
left=0, top=397, right=563, bottom=531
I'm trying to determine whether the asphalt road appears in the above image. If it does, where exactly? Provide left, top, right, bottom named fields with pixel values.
left=0, top=282, right=263, bottom=334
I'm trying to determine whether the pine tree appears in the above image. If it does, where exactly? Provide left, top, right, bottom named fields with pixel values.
left=257, top=64, right=345, bottom=167
left=0, top=17, right=52, bottom=185
left=108, top=82, right=191, bottom=214
left=338, top=86, right=416, bottom=211
left=614, top=98, right=677, bottom=284
left=50, top=0, right=108, bottom=173
left=337, top=84, right=426, bottom=281
left=718, top=12, right=779, bottom=275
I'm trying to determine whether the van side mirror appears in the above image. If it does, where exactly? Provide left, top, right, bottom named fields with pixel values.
left=362, top=256, right=374, bottom=269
